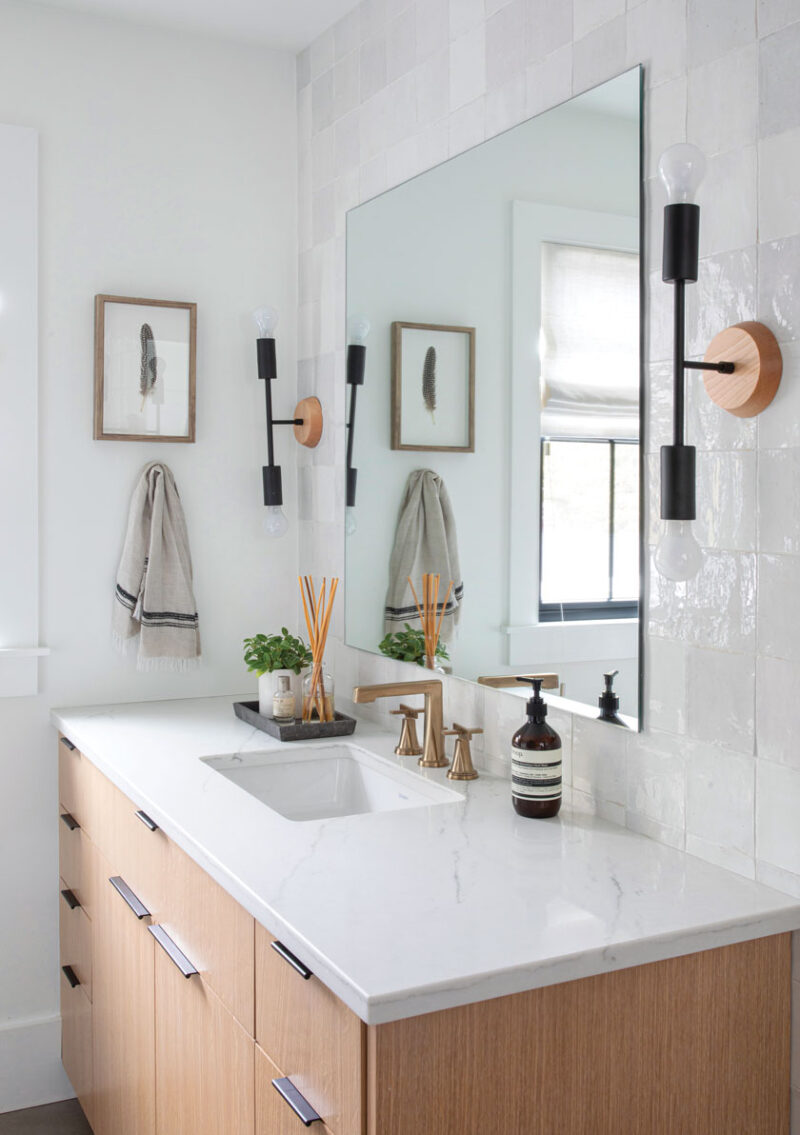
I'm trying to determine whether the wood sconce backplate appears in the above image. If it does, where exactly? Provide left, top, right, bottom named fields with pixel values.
left=293, top=396, right=323, bottom=447
left=703, top=321, right=783, bottom=417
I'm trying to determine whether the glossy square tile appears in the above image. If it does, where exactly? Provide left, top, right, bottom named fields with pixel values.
left=646, top=636, right=687, bottom=735
left=687, top=0, right=754, bottom=67
left=626, top=0, right=686, bottom=87
left=759, top=126, right=800, bottom=243
left=687, top=44, right=757, bottom=158
left=485, top=72, right=526, bottom=137
left=311, top=69, right=335, bottom=134
left=449, top=24, right=486, bottom=109
left=698, top=146, right=757, bottom=258
left=759, top=22, right=800, bottom=138
left=758, top=554, right=800, bottom=663
left=625, top=730, right=687, bottom=847
left=645, top=76, right=686, bottom=179
left=757, top=655, right=800, bottom=772
left=758, top=450, right=800, bottom=556
left=524, top=0, right=573, bottom=64
left=486, top=0, right=527, bottom=89
left=694, top=450, right=756, bottom=554
left=572, top=715, right=627, bottom=809
left=686, top=741, right=755, bottom=876
left=573, top=15, right=626, bottom=92
left=360, top=37, right=387, bottom=101
left=756, top=341, right=800, bottom=448
left=758, top=0, right=800, bottom=37
left=573, top=0, right=625, bottom=40
left=687, top=646, right=755, bottom=753
left=386, top=6, right=416, bottom=82
left=757, top=760, right=800, bottom=876
left=448, top=0, right=484, bottom=40
left=758, top=235, right=800, bottom=343
left=416, top=0, right=449, bottom=60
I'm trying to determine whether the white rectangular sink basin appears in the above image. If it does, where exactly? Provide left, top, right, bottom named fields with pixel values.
left=201, top=743, right=462, bottom=822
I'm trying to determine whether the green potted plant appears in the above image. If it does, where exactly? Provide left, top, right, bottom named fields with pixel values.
left=243, top=628, right=313, bottom=716
left=378, top=624, right=450, bottom=669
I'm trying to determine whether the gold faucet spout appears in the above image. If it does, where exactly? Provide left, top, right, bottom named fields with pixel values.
left=352, top=680, right=447, bottom=768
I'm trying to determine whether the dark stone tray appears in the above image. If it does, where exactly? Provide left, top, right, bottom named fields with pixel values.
left=233, top=700, right=357, bottom=742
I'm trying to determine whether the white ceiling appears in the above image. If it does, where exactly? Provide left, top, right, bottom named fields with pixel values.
left=20, top=0, right=358, bottom=50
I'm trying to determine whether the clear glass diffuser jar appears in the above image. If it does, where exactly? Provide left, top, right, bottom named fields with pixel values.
left=302, top=663, right=335, bottom=723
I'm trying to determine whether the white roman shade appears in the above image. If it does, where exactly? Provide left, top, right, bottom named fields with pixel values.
left=539, top=241, right=639, bottom=440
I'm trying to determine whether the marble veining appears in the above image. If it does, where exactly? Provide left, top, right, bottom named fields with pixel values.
left=52, top=696, right=800, bottom=1025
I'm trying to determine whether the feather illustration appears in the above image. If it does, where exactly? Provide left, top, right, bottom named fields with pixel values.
left=139, top=323, right=157, bottom=411
left=422, top=346, right=437, bottom=424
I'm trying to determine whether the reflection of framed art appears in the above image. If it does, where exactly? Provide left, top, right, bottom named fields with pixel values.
left=93, top=294, right=197, bottom=442
left=391, top=321, right=475, bottom=452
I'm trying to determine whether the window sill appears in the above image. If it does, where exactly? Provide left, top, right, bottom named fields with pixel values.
left=0, top=647, right=50, bottom=697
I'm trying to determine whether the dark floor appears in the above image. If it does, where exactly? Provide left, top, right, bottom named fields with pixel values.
left=0, top=1100, right=91, bottom=1134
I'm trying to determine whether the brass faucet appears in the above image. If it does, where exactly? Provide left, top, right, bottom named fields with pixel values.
left=352, top=680, right=448, bottom=768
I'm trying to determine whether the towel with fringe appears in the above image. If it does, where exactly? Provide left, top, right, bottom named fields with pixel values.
left=383, top=468, right=463, bottom=642
left=113, top=462, right=200, bottom=671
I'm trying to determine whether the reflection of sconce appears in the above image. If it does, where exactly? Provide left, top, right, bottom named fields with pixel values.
left=253, top=306, right=323, bottom=538
left=345, top=315, right=370, bottom=535
left=655, top=146, right=782, bottom=582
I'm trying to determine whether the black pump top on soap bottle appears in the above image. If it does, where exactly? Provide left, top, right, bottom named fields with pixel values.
left=511, top=677, right=562, bottom=818
left=598, top=670, right=625, bottom=725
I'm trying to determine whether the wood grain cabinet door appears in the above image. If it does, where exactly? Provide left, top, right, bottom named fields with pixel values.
left=256, top=1045, right=335, bottom=1135
left=91, top=853, right=156, bottom=1135
left=154, top=944, right=255, bottom=1135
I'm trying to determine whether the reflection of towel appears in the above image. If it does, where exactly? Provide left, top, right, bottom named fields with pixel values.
left=112, top=462, right=201, bottom=671
left=383, top=469, right=463, bottom=641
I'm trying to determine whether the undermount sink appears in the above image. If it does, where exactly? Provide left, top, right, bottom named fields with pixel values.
left=201, top=742, right=462, bottom=822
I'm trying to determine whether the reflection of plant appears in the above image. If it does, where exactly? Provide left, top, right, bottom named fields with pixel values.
left=243, top=628, right=312, bottom=675
left=379, top=623, right=449, bottom=666
left=422, top=346, right=437, bottom=423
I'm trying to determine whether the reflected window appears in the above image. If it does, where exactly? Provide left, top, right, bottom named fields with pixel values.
left=538, top=240, right=639, bottom=622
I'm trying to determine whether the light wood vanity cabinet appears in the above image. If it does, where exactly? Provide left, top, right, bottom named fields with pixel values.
left=58, top=732, right=792, bottom=1135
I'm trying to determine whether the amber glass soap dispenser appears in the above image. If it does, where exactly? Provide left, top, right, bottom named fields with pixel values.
left=511, top=678, right=562, bottom=818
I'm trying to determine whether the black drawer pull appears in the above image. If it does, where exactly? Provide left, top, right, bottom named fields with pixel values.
left=271, top=940, right=313, bottom=980
left=135, top=809, right=159, bottom=832
left=109, top=876, right=150, bottom=920
left=62, top=965, right=80, bottom=988
left=272, top=1078, right=322, bottom=1126
left=60, top=812, right=80, bottom=831
left=148, top=925, right=198, bottom=978
left=60, top=888, right=80, bottom=910
left=59, top=737, right=76, bottom=751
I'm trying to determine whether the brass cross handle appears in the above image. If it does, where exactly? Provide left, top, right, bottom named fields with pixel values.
left=391, top=704, right=423, bottom=757
left=443, top=723, right=481, bottom=781
left=390, top=704, right=421, bottom=719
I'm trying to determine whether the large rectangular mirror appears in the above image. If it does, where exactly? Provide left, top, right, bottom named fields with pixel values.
left=345, top=68, right=643, bottom=727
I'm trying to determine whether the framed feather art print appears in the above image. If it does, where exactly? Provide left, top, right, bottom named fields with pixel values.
left=391, top=321, right=475, bottom=452
left=93, top=294, right=197, bottom=442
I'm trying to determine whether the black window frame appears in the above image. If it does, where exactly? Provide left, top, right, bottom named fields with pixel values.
left=538, top=436, right=640, bottom=623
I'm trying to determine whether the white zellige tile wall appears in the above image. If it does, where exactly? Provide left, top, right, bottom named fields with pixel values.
left=295, top=3, right=800, bottom=1109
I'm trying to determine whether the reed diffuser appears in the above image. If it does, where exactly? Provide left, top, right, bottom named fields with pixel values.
left=407, top=573, right=453, bottom=669
left=298, top=575, right=339, bottom=722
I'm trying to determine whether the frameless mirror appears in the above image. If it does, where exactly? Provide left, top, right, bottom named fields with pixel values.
left=345, top=68, right=643, bottom=726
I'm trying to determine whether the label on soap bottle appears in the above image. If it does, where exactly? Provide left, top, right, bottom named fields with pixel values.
left=511, top=745, right=562, bottom=801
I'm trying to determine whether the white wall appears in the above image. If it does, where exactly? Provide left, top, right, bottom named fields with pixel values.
left=345, top=99, right=639, bottom=705
left=0, top=0, right=296, bottom=1111
left=297, top=6, right=800, bottom=1116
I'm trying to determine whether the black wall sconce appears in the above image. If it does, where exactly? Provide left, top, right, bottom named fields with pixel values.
left=253, top=306, right=323, bottom=538
left=655, top=145, right=783, bottom=582
left=345, top=314, right=370, bottom=535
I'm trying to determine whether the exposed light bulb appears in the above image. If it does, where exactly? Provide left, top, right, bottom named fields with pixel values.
left=263, top=505, right=289, bottom=538
left=252, top=306, right=279, bottom=337
left=345, top=506, right=357, bottom=536
left=658, top=143, right=706, bottom=205
left=655, top=520, right=702, bottom=582
left=348, top=314, right=371, bottom=346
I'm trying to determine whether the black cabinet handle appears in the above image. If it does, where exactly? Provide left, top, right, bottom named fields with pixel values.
left=109, top=876, right=150, bottom=920
left=60, top=812, right=80, bottom=831
left=60, top=888, right=80, bottom=910
left=271, top=940, right=313, bottom=980
left=148, top=925, right=198, bottom=978
left=62, top=965, right=80, bottom=988
left=59, top=737, right=76, bottom=751
left=272, top=1078, right=322, bottom=1126
left=135, top=809, right=159, bottom=832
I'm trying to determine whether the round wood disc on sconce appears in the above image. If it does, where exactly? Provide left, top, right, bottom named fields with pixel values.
left=703, top=321, right=782, bottom=418
left=293, top=396, right=323, bottom=447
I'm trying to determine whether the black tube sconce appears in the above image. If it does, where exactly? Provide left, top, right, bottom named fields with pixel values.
left=345, top=315, right=370, bottom=535
left=655, top=146, right=782, bottom=582
left=253, top=306, right=323, bottom=538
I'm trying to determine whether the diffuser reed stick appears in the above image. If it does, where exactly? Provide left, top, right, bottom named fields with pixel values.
left=298, top=575, right=339, bottom=722
left=408, top=573, right=453, bottom=669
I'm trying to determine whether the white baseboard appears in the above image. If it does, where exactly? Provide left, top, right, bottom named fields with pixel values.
left=0, top=1013, right=73, bottom=1114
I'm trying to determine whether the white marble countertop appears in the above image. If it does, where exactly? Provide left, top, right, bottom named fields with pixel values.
left=52, top=695, right=800, bottom=1025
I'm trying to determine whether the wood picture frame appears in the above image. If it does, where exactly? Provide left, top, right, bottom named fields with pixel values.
left=391, top=321, right=475, bottom=452
left=94, top=294, right=197, bottom=442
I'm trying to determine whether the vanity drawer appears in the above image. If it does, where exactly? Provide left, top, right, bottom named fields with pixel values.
left=58, top=735, right=100, bottom=839
left=93, top=776, right=169, bottom=917
left=256, top=1045, right=335, bottom=1135
left=158, top=839, right=255, bottom=1035
left=60, top=968, right=93, bottom=1118
left=59, top=821, right=95, bottom=919
left=255, top=925, right=364, bottom=1135
left=59, top=885, right=92, bottom=1002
